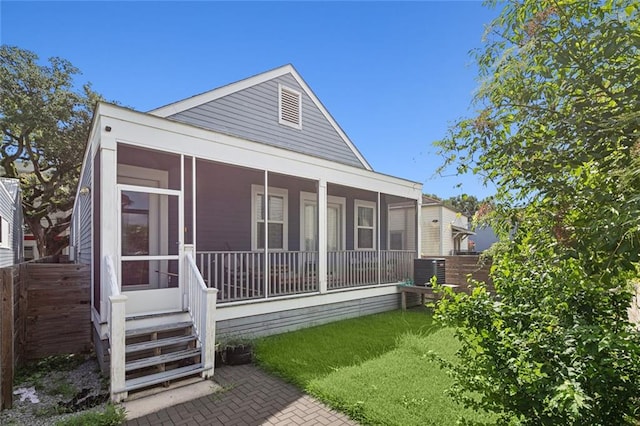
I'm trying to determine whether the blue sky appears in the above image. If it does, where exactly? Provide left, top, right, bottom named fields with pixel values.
left=1, top=1, right=498, bottom=199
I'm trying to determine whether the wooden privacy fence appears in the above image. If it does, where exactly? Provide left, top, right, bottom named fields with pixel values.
left=0, top=261, right=91, bottom=410
left=439, top=255, right=493, bottom=292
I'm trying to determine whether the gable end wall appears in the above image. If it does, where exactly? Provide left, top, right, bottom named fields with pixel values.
left=167, top=74, right=365, bottom=168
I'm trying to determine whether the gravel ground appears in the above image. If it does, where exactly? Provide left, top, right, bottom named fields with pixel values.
left=0, top=355, right=111, bottom=426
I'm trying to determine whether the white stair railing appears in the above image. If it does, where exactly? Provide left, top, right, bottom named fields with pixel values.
left=105, top=255, right=127, bottom=402
left=184, top=248, right=218, bottom=378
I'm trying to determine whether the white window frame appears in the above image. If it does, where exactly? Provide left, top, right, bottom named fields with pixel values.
left=354, top=199, right=376, bottom=250
left=299, top=191, right=346, bottom=251
left=252, top=185, right=289, bottom=251
left=0, top=216, right=9, bottom=249
left=278, top=84, right=302, bottom=130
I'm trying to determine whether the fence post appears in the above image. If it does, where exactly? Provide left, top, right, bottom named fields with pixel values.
left=17, top=264, right=27, bottom=365
left=1, top=267, right=14, bottom=409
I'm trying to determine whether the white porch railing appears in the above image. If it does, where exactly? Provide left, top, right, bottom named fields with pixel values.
left=196, top=250, right=414, bottom=301
left=381, top=250, right=415, bottom=284
left=184, top=250, right=218, bottom=378
left=105, top=255, right=128, bottom=403
left=327, top=250, right=415, bottom=289
left=328, top=250, right=378, bottom=289
left=196, top=251, right=319, bottom=302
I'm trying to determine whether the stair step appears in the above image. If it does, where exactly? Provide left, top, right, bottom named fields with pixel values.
left=125, top=364, right=205, bottom=393
left=126, top=321, right=193, bottom=338
left=125, top=348, right=201, bottom=372
left=126, top=334, right=197, bottom=354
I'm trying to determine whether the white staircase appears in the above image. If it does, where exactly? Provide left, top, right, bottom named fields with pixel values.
left=106, top=250, right=218, bottom=402
left=123, top=317, right=206, bottom=393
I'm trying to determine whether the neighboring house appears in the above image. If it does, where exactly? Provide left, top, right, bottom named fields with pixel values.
left=420, top=195, right=474, bottom=256
left=473, top=224, right=499, bottom=252
left=0, top=178, right=23, bottom=267
left=70, top=64, right=423, bottom=401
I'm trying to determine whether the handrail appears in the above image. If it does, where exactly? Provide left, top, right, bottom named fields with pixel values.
left=185, top=251, right=217, bottom=377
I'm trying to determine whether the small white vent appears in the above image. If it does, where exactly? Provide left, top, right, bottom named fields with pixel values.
left=279, top=84, right=301, bottom=129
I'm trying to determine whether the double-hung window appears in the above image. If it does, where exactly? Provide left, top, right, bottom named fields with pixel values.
left=354, top=200, right=376, bottom=250
left=252, top=185, right=288, bottom=250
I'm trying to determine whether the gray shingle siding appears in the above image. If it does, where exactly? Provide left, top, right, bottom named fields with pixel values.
left=77, top=151, right=93, bottom=266
left=168, top=74, right=365, bottom=168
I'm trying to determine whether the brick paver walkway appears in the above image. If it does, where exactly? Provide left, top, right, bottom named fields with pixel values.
left=125, top=364, right=358, bottom=426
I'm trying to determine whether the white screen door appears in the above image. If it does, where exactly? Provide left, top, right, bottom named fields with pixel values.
left=118, top=183, right=183, bottom=316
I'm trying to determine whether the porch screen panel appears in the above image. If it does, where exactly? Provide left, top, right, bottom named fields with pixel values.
left=327, top=205, right=340, bottom=251
left=121, top=191, right=179, bottom=256
left=121, top=190, right=180, bottom=289
left=184, top=156, right=194, bottom=245
left=303, top=203, right=317, bottom=251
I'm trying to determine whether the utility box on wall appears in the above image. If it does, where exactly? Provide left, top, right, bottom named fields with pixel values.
left=414, top=258, right=446, bottom=286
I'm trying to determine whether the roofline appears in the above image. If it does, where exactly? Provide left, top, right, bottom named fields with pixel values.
left=0, top=178, right=20, bottom=200
left=95, top=102, right=422, bottom=191
left=147, top=64, right=373, bottom=171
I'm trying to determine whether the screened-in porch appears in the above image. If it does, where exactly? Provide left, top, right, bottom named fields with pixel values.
left=115, top=143, right=418, bottom=305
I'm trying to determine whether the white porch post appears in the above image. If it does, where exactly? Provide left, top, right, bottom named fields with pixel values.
left=192, top=157, right=197, bottom=254
left=377, top=192, right=381, bottom=285
left=318, top=179, right=327, bottom=293
left=263, top=170, right=269, bottom=298
left=100, top=133, right=118, bottom=322
left=416, top=197, right=422, bottom=259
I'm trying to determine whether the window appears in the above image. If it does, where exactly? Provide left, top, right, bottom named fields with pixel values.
left=0, top=217, right=9, bottom=249
left=278, top=84, right=302, bottom=129
left=252, top=185, right=288, bottom=250
left=354, top=200, right=376, bottom=250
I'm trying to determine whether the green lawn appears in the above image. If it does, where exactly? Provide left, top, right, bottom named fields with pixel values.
left=254, top=309, right=495, bottom=426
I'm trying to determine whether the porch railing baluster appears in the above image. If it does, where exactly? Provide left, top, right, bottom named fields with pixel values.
left=197, top=249, right=413, bottom=301
left=194, top=251, right=319, bottom=303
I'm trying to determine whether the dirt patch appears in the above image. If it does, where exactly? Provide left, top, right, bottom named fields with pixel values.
left=0, top=355, right=110, bottom=425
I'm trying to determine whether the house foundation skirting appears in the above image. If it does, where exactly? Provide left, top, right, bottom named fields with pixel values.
left=217, top=293, right=403, bottom=338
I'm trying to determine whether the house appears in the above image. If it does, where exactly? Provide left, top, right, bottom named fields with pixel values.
left=472, top=224, right=499, bottom=252
left=0, top=178, right=23, bottom=268
left=420, top=195, right=474, bottom=256
left=70, top=65, right=423, bottom=401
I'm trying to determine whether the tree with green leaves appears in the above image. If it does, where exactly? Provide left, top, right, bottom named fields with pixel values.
left=444, top=194, right=481, bottom=218
left=0, top=45, right=104, bottom=257
left=434, top=1, right=640, bottom=424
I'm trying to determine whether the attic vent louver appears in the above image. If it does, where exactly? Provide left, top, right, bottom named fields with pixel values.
left=278, top=84, right=302, bottom=129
